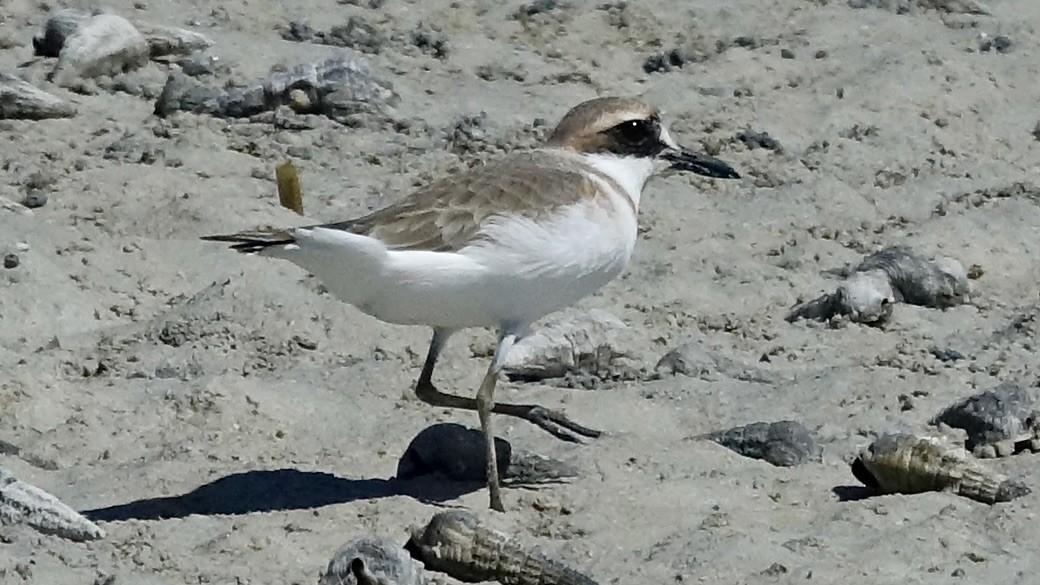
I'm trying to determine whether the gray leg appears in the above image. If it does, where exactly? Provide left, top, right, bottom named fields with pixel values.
left=414, top=328, right=600, bottom=442
left=477, top=330, right=518, bottom=511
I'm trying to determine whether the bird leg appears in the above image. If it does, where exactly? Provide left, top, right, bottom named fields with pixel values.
left=476, top=332, right=513, bottom=511
left=414, top=329, right=601, bottom=443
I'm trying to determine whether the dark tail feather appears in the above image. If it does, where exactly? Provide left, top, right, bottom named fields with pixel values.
left=201, top=230, right=296, bottom=254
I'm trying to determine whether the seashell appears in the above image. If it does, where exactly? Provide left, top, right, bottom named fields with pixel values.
left=322, top=534, right=425, bottom=585
left=0, top=467, right=104, bottom=541
left=851, top=433, right=1029, bottom=504
left=405, top=510, right=597, bottom=585
left=787, top=246, right=968, bottom=324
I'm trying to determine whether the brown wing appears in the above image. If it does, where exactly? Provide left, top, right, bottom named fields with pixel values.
left=319, top=150, right=600, bottom=252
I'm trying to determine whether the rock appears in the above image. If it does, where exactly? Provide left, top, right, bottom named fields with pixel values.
left=396, top=423, right=578, bottom=484
left=501, top=309, right=637, bottom=382
left=0, top=468, right=105, bottom=541
left=0, top=196, right=34, bottom=216
left=515, top=0, right=562, bottom=19
left=736, top=129, right=782, bottom=151
left=51, top=14, right=149, bottom=88
left=0, top=74, right=77, bottom=120
left=20, top=190, right=48, bottom=209
left=32, top=9, right=92, bottom=57
left=653, top=341, right=782, bottom=385
left=179, top=51, right=226, bottom=77
left=931, top=381, right=1039, bottom=457
left=643, top=48, right=690, bottom=74
left=847, top=0, right=990, bottom=14
left=708, top=421, right=819, bottom=466
left=283, top=18, right=388, bottom=54
left=3, top=253, right=19, bottom=269
left=153, top=71, right=223, bottom=117
left=979, top=35, right=1011, bottom=53
left=155, top=54, right=396, bottom=123
left=654, top=342, right=717, bottom=378
left=136, top=23, right=213, bottom=59
left=322, top=534, right=425, bottom=585
left=408, top=28, right=448, bottom=58
left=851, top=433, right=1028, bottom=504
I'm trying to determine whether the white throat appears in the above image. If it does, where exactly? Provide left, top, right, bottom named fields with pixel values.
left=582, top=153, right=654, bottom=209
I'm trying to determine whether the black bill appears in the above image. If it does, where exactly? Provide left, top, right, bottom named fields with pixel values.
left=661, top=147, right=740, bottom=179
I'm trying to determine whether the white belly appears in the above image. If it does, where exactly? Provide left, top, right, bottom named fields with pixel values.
left=275, top=200, right=637, bottom=329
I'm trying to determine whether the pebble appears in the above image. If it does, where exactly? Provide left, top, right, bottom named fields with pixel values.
left=283, top=18, right=388, bottom=54
left=179, top=50, right=224, bottom=76
left=396, top=423, right=577, bottom=483
left=931, top=381, right=1037, bottom=455
left=708, top=420, right=819, bottom=466
left=155, top=54, right=397, bottom=123
left=409, top=28, right=448, bottom=58
left=643, top=49, right=691, bottom=74
left=21, top=190, right=47, bottom=208
left=736, top=129, right=782, bottom=151
left=136, top=22, right=213, bottom=59
left=979, top=35, right=1011, bottom=53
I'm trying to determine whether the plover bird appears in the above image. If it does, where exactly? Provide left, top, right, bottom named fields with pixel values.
left=204, top=97, right=739, bottom=510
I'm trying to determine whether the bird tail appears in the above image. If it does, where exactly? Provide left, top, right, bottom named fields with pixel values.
left=200, top=229, right=297, bottom=254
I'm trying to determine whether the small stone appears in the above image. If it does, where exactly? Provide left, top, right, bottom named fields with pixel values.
left=930, top=347, right=964, bottom=362
left=814, top=49, right=828, bottom=58
left=409, top=28, right=448, bottom=59
left=643, top=48, right=688, bottom=73
left=708, top=420, right=819, bottom=466
left=21, top=190, right=47, bottom=209
left=515, top=0, right=559, bottom=18
left=179, top=51, right=222, bottom=76
left=736, top=129, right=781, bottom=151
left=931, top=381, right=1037, bottom=454
left=136, top=23, right=213, bottom=59
left=288, top=88, right=311, bottom=111
left=980, top=35, right=1011, bottom=53
left=3, top=253, right=19, bottom=269
left=397, top=423, right=577, bottom=483
left=780, top=48, right=795, bottom=59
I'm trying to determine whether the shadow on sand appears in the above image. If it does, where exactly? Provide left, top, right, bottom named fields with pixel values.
left=831, top=485, right=878, bottom=502
left=83, top=469, right=480, bottom=522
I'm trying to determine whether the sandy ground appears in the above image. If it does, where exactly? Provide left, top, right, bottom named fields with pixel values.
left=2, top=0, right=1040, bottom=583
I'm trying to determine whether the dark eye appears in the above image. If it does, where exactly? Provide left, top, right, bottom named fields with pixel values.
left=612, top=119, right=653, bottom=146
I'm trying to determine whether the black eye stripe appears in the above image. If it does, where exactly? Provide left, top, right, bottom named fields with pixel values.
left=611, top=120, right=653, bottom=142
left=596, top=118, right=666, bottom=157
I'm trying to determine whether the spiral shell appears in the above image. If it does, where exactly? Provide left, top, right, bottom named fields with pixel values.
left=405, top=510, right=597, bottom=585
left=851, top=433, right=1029, bottom=504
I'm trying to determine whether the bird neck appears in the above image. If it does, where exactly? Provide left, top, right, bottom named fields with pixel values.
left=579, top=152, right=653, bottom=210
